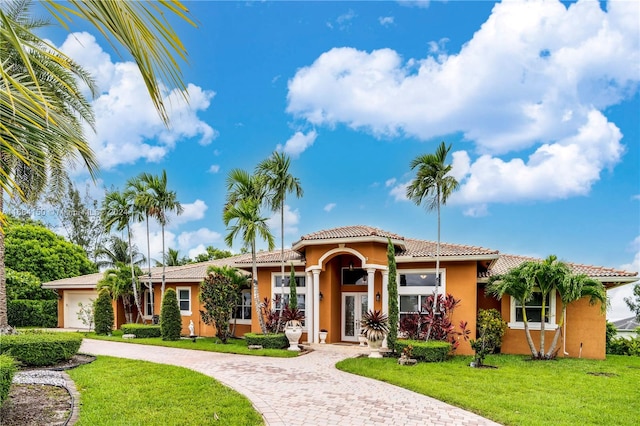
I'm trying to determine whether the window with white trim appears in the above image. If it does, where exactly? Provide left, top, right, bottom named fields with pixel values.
left=509, top=291, right=557, bottom=330
left=272, top=273, right=306, bottom=327
left=177, top=287, right=191, bottom=316
left=143, top=289, right=153, bottom=317
left=397, top=270, right=445, bottom=320
left=232, top=290, right=252, bottom=324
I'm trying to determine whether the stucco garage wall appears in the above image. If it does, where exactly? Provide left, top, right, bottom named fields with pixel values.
left=62, top=290, right=97, bottom=329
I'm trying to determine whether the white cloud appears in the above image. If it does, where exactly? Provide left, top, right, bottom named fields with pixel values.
left=277, top=130, right=317, bottom=158
left=169, top=199, right=208, bottom=227
left=389, top=182, right=409, bottom=202
left=324, top=203, right=337, bottom=212
left=379, top=16, right=394, bottom=27
left=397, top=0, right=431, bottom=8
left=208, top=164, right=220, bottom=173
left=385, top=178, right=397, bottom=187
left=267, top=205, right=301, bottom=238
left=463, top=204, right=489, bottom=218
left=59, top=32, right=217, bottom=170
left=608, top=283, right=638, bottom=321
left=288, top=0, right=639, bottom=208
left=620, top=236, right=640, bottom=273
left=177, top=228, right=223, bottom=252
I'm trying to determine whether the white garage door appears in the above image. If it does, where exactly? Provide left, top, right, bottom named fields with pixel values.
left=64, top=290, right=98, bottom=329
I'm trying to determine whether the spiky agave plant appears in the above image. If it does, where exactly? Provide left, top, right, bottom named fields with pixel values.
left=361, top=310, right=389, bottom=342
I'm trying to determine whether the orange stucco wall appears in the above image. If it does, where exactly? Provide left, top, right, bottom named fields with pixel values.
left=499, top=294, right=607, bottom=359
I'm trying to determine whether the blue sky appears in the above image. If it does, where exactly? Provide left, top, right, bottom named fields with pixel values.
left=38, top=1, right=638, bottom=318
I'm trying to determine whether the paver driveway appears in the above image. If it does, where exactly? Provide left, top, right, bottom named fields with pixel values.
left=80, top=339, right=499, bottom=426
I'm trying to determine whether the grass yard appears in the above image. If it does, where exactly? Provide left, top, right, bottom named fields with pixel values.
left=68, top=356, right=263, bottom=425
left=85, top=330, right=298, bottom=358
left=337, top=354, right=640, bottom=426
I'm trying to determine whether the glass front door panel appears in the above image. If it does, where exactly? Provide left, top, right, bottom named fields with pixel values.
left=342, top=293, right=368, bottom=342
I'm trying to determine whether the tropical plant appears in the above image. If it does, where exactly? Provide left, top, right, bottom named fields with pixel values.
left=0, top=0, right=193, bottom=333
left=625, top=283, right=640, bottom=322
left=470, top=308, right=507, bottom=367
left=361, top=310, right=389, bottom=342
left=157, top=248, right=190, bottom=267
left=133, top=170, right=183, bottom=299
left=97, top=262, right=142, bottom=324
left=192, top=246, right=233, bottom=263
left=406, top=141, right=459, bottom=340
left=101, top=189, right=144, bottom=322
left=224, top=172, right=275, bottom=335
left=95, top=235, right=146, bottom=270
left=160, top=288, right=182, bottom=341
left=199, top=266, right=245, bottom=343
left=487, top=255, right=607, bottom=360
left=94, top=288, right=114, bottom=335
left=387, top=238, right=399, bottom=352
left=77, top=300, right=94, bottom=331
left=260, top=297, right=281, bottom=334
left=256, top=152, right=303, bottom=329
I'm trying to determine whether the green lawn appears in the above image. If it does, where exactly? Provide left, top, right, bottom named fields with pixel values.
left=68, top=356, right=263, bottom=425
left=337, top=354, right=640, bottom=426
left=84, top=330, right=298, bottom=358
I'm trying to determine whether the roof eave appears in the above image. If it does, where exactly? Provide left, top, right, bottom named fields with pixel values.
left=292, top=237, right=406, bottom=251
left=396, top=253, right=500, bottom=263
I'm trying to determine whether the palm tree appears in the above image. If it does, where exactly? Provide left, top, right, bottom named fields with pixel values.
left=156, top=248, right=189, bottom=267
left=256, top=152, right=303, bottom=329
left=97, top=262, right=141, bottom=324
left=406, top=141, right=459, bottom=340
left=0, top=0, right=98, bottom=332
left=0, top=0, right=193, bottom=332
left=225, top=168, right=269, bottom=211
left=134, top=170, right=183, bottom=298
left=100, top=189, right=144, bottom=323
left=95, top=235, right=146, bottom=270
left=224, top=196, right=275, bottom=334
left=546, top=273, right=606, bottom=358
left=487, top=262, right=539, bottom=358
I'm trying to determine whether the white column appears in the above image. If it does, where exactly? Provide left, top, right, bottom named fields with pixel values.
left=366, top=268, right=376, bottom=313
left=306, top=271, right=313, bottom=344
left=313, top=269, right=321, bottom=344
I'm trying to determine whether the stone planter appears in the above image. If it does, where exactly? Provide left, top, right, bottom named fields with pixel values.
left=367, top=338, right=383, bottom=358
left=319, top=330, right=328, bottom=344
left=284, top=320, right=303, bottom=351
left=358, top=334, right=368, bottom=347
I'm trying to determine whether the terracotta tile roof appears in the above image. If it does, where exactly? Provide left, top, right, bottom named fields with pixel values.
left=42, top=272, right=105, bottom=289
left=151, top=256, right=249, bottom=281
left=233, top=249, right=303, bottom=265
left=400, top=238, right=499, bottom=258
left=612, top=317, right=640, bottom=331
left=295, top=225, right=405, bottom=243
left=483, top=254, right=638, bottom=280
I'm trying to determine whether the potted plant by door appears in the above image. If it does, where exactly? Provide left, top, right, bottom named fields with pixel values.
left=282, top=306, right=305, bottom=351
left=319, top=329, right=328, bottom=344
left=361, top=310, right=389, bottom=358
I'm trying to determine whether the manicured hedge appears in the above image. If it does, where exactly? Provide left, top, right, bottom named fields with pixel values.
left=7, top=299, right=57, bottom=328
left=395, top=339, right=452, bottom=362
left=121, top=324, right=162, bottom=338
left=0, top=332, right=83, bottom=367
left=244, top=333, right=288, bottom=349
left=0, top=354, right=16, bottom=405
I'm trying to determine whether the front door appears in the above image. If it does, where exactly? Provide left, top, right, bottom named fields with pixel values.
left=341, top=292, right=368, bottom=342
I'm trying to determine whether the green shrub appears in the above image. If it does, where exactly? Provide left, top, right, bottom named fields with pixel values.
left=607, top=336, right=640, bottom=356
left=470, top=308, right=507, bottom=366
left=160, top=288, right=182, bottom=341
left=0, top=332, right=83, bottom=366
left=0, top=354, right=17, bottom=405
left=7, top=299, right=57, bottom=327
left=94, top=289, right=114, bottom=335
left=244, top=332, right=288, bottom=349
left=395, top=339, right=451, bottom=362
left=121, top=324, right=161, bottom=338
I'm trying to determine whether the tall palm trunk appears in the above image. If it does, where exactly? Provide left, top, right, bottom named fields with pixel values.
left=276, top=201, right=285, bottom=331
left=252, top=240, right=267, bottom=334
left=126, top=223, right=143, bottom=323
left=145, top=213, right=154, bottom=321
left=425, top=188, right=441, bottom=341
left=546, top=306, right=566, bottom=358
left=521, top=304, right=539, bottom=358
left=539, top=296, right=547, bottom=356
left=161, top=222, right=166, bottom=300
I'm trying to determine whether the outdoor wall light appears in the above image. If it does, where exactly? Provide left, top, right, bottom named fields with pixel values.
left=349, top=261, right=354, bottom=271
left=319, top=292, right=324, bottom=301
left=376, top=292, right=381, bottom=302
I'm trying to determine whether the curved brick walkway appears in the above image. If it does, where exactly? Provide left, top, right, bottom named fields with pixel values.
left=80, top=339, right=499, bottom=426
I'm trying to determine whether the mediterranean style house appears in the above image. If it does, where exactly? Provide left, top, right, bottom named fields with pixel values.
left=43, top=225, right=638, bottom=359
